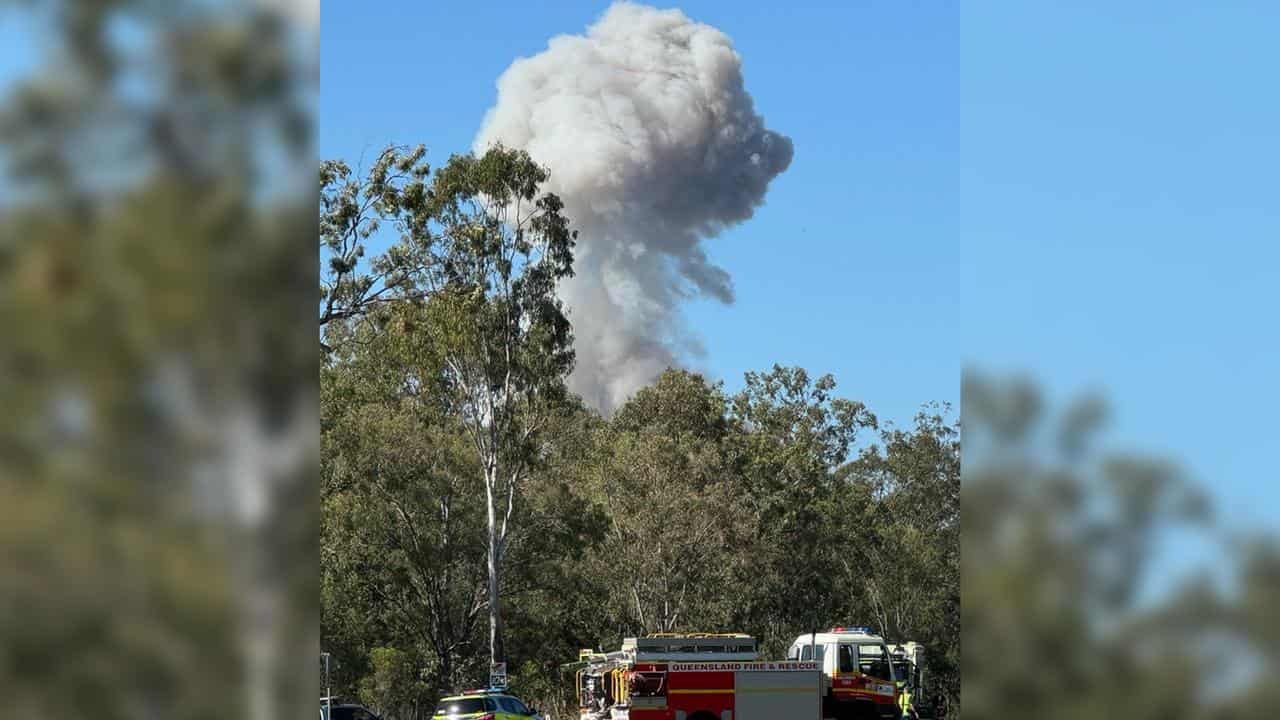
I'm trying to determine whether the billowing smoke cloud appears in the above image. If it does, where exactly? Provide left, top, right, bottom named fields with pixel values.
left=475, top=2, right=793, bottom=412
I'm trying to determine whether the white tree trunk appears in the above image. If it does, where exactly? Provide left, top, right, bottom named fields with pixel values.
left=484, top=465, right=505, bottom=672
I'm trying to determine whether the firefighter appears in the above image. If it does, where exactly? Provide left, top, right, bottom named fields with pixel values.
left=892, top=647, right=917, bottom=720
left=898, top=686, right=916, bottom=720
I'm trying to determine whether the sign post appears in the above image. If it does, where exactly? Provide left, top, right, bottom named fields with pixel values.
left=490, top=661, right=508, bottom=689
left=321, top=652, right=332, bottom=719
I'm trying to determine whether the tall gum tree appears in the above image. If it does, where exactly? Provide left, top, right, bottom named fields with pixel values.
left=388, top=146, right=577, bottom=674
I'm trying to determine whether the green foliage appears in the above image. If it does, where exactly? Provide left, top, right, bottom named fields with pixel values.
left=320, top=145, right=433, bottom=337
left=322, top=323, right=487, bottom=698
left=0, top=1, right=316, bottom=718
left=359, top=647, right=431, bottom=720
left=840, top=406, right=960, bottom=713
left=323, top=142, right=580, bottom=683
left=590, top=374, right=753, bottom=633
left=323, top=340, right=961, bottom=718
left=319, top=143, right=957, bottom=719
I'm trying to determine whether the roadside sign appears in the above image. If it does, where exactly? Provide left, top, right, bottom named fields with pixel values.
left=490, top=662, right=508, bottom=689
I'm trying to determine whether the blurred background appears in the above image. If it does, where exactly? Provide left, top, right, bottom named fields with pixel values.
left=961, top=2, right=1279, bottom=718
left=0, top=0, right=317, bottom=717
left=5, top=1, right=1279, bottom=719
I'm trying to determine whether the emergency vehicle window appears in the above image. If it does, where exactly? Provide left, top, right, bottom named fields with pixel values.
left=787, top=645, right=799, bottom=660
left=858, top=645, right=891, bottom=679
left=839, top=645, right=856, bottom=673
left=497, top=697, right=531, bottom=714
left=801, top=645, right=812, bottom=661
left=630, top=671, right=667, bottom=697
left=815, top=644, right=826, bottom=663
left=434, top=698, right=491, bottom=715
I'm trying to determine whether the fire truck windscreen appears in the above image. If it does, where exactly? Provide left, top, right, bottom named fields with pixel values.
left=629, top=671, right=666, bottom=697
left=838, top=644, right=894, bottom=678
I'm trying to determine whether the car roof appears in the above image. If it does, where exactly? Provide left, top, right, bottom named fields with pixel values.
left=793, top=632, right=886, bottom=644
left=439, top=691, right=518, bottom=701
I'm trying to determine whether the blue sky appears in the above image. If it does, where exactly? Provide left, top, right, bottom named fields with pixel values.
left=0, top=9, right=38, bottom=105
left=321, top=1, right=1278, bottom=548
left=961, top=1, right=1280, bottom=539
left=320, top=1, right=959, bottom=433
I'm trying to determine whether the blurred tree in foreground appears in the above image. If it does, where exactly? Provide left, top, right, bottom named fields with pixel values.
left=0, top=1, right=316, bottom=717
left=963, top=371, right=1277, bottom=720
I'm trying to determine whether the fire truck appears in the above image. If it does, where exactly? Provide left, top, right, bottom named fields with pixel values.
left=575, top=628, right=900, bottom=720
left=786, top=627, right=902, bottom=720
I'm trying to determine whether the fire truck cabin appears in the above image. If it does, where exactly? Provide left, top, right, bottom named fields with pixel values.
left=787, top=627, right=901, bottom=720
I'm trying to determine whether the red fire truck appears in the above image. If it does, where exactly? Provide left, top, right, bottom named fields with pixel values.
left=786, top=627, right=902, bottom=720
left=575, top=630, right=900, bottom=720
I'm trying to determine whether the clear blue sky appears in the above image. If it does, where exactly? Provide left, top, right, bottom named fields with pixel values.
left=0, top=9, right=38, bottom=115
left=320, top=1, right=960, bottom=433
left=961, top=1, right=1280, bottom=534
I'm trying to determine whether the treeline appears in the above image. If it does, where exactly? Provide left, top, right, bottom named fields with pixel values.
left=321, top=318, right=958, bottom=718
left=319, top=144, right=958, bottom=719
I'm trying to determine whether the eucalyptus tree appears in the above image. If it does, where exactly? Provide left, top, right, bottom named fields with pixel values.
left=387, top=146, right=577, bottom=671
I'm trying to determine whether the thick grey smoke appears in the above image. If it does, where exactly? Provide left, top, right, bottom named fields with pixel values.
left=474, top=2, right=793, bottom=412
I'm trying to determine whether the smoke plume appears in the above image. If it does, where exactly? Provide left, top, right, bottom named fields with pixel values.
left=475, top=2, right=793, bottom=412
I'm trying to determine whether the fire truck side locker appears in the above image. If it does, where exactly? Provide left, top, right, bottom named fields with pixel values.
left=734, top=669, right=821, bottom=720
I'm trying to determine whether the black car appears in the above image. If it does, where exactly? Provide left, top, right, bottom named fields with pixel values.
left=321, top=703, right=381, bottom=720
